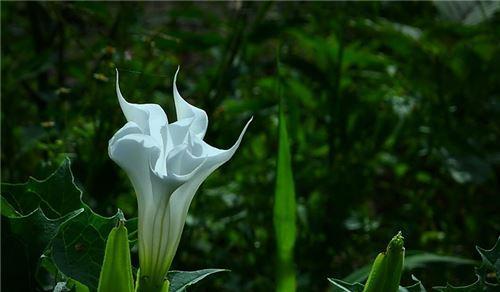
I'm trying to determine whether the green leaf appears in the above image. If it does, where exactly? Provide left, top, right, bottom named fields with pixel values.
left=328, top=275, right=426, bottom=292
left=273, top=97, right=297, bottom=292
left=405, top=252, right=477, bottom=270
left=51, top=207, right=126, bottom=291
left=1, top=157, right=137, bottom=291
left=328, top=278, right=364, bottom=292
left=1, top=158, right=82, bottom=218
left=97, top=221, right=134, bottom=292
left=2, top=208, right=82, bottom=291
left=53, top=279, right=90, bottom=292
left=399, top=275, right=427, bottom=292
left=476, top=236, right=500, bottom=281
left=1, top=195, right=21, bottom=217
left=433, top=237, right=500, bottom=291
left=167, top=269, right=228, bottom=292
left=433, top=275, right=485, bottom=291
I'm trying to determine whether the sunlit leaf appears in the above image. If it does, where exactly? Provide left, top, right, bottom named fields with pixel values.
left=97, top=221, right=134, bottom=292
left=167, top=269, right=228, bottom=292
left=274, top=97, right=297, bottom=292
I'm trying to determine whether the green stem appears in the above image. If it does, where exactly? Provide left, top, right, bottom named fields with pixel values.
left=135, top=270, right=170, bottom=292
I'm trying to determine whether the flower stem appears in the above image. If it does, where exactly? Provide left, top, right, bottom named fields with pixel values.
left=135, top=271, right=170, bottom=292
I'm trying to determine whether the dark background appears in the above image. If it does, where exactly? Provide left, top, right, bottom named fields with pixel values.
left=2, top=2, right=499, bottom=291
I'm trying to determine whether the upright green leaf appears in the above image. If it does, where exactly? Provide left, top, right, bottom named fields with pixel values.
left=273, top=98, right=297, bottom=292
left=363, top=232, right=405, bottom=292
left=98, top=221, right=134, bottom=292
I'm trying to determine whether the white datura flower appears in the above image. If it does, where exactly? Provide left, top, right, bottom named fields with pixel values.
left=108, top=67, right=251, bottom=287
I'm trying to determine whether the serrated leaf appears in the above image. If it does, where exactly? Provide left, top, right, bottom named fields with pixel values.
left=1, top=208, right=82, bottom=291
left=433, top=237, right=500, bottom=291
left=1, top=158, right=82, bottom=218
left=399, top=275, right=427, bottom=292
left=166, top=269, right=228, bottom=292
left=433, top=275, right=486, bottom=292
left=97, top=221, right=134, bottom=292
left=1, top=157, right=137, bottom=292
left=52, top=207, right=125, bottom=291
left=476, top=236, right=500, bottom=281
left=328, top=275, right=426, bottom=292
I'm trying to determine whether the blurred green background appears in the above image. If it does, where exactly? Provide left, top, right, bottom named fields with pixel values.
left=1, top=1, right=499, bottom=291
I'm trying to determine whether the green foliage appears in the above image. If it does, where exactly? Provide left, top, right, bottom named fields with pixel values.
left=2, top=2, right=499, bottom=290
left=362, top=232, right=405, bottom=292
left=476, top=236, right=500, bottom=282
left=166, top=269, right=228, bottom=292
left=330, top=237, right=500, bottom=292
left=328, top=278, right=365, bottom=292
left=434, top=237, right=500, bottom=291
left=274, top=97, right=297, bottom=291
left=0, top=159, right=133, bottom=291
left=97, top=221, right=134, bottom=292
left=51, top=206, right=125, bottom=290
left=329, top=276, right=426, bottom=292
left=1, top=158, right=82, bottom=218
left=2, top=208, right=82, bottom=291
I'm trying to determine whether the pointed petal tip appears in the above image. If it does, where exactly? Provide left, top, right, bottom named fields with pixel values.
left=174, top=66, right=180, bottom=83
left=227, top=116, right=252, bottom=152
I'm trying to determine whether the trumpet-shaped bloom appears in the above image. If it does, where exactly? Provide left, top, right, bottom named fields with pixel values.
left=109, top=68, right=251, bottom=286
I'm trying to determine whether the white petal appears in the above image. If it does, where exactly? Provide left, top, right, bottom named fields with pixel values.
left=108, top=121, right=143, bottom=147
left=166, top=144, right=207, bottom=177
left=203, top=116, right=253, bottom=159
left=167, top=119, right=191, bottom=147
left=108, top=131, right=172, bottom=278
left=116, top=69, right=168, bottom=143
left=155, top=117, right=252, bottom=274
left=108, top=132, right=161, bottom=208
left=173, top=67, right=208, bottom=139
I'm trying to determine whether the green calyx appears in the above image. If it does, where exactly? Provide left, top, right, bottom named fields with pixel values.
left=363, top=232, right=405, bottom=292
left=135, top=269, right=170, bottom=292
